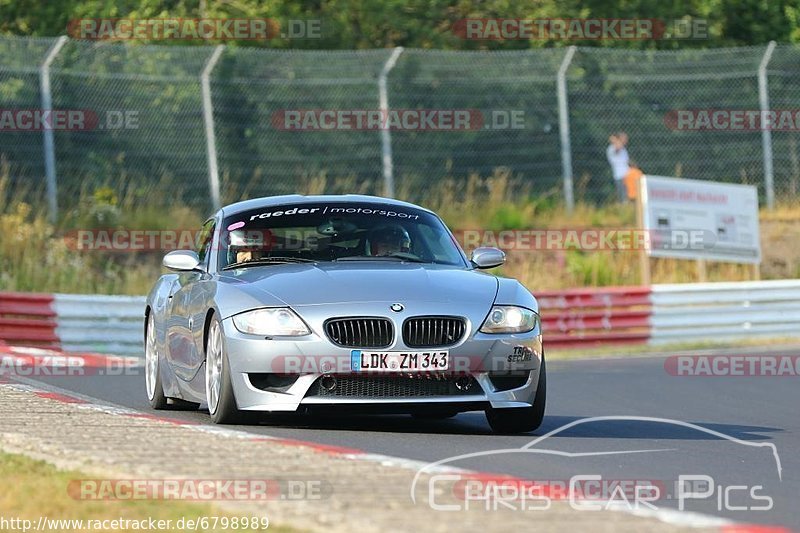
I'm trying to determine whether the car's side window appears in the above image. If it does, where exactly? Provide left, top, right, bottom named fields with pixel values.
left=196, top=219, right=215, bottom=268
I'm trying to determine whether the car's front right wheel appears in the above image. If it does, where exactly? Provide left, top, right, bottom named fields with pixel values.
left=485, top=358, right=546, bottom=434
left=205, top=317, right=242, bottom=424
left=145, top=313, right=200, bottom=411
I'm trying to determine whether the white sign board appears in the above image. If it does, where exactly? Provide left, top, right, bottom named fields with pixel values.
left=640, top=175, right=761, bottom=263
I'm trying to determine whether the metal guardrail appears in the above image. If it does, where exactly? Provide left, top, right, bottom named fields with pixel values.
left=2, top=280, right=799, bottom=355
left=537, top=286, right=652, bottom=349
left=0, top=292, right=144, bottom=356
left=53, top=294, right=145, bottom=356
left=650, top=280, right=800, bottom=344
left=0, top=292, right=59, bottom=347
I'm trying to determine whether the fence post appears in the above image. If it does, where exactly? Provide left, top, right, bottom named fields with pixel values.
left=378, top=47, right=404, bottom=198
left=557, top=46, right=577, bottom=213
left=201, top=45, right=225, bottom=211
left=758, top=41, right=777, bottom=209
left=39, top=36, right=68, bottom=223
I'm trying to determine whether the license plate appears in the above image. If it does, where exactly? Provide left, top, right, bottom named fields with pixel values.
left=350, top=350, right=449, bottom=372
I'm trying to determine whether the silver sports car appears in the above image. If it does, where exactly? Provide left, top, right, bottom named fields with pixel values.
left=145, top=195, right=545, bottom=433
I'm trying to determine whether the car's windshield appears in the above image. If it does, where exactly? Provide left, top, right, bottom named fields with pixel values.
left=218, top=202, right=466, bottom=270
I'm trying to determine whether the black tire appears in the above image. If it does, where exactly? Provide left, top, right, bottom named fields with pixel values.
left=167, top=398, right=201, bottom=410
left=412, top=411, right=459, bottom=420
left=206, top=317, right=242, bottom=424
left=485, top=358, right=547, bottom=434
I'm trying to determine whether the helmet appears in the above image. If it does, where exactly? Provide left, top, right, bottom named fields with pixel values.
left=367, top=224, right=411, bottom=256
left=227, top=229, right=272, bottom=264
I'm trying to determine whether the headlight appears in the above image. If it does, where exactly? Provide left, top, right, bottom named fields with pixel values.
left=479, top=305, right=538, bottom=334
left=232, top=308, right=310, bottom=336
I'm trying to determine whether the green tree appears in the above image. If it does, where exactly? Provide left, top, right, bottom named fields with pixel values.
left=1, top=0, right=799, bottom=49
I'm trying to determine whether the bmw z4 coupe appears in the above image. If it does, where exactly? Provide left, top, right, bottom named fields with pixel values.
left=145, top=195, right=545, bottom=433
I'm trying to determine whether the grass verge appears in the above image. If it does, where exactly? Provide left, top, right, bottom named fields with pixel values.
left=0, top=450, right=296, bottom=532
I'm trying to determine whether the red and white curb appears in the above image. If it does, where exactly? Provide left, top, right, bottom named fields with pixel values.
left=0, top=369, right=792, bottom=533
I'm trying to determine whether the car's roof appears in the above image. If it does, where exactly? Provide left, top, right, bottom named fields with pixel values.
left=219, top=194, right=434, bottom=218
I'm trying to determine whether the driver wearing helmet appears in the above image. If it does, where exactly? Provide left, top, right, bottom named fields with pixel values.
left=227, top=229, right=272, bottom=264
left=367, top=224, right=411, bottom=257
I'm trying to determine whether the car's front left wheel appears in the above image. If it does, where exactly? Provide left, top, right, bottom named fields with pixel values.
left=485, top=358, right=547, bottom=434
left=205, top=317, right=242, bottom=424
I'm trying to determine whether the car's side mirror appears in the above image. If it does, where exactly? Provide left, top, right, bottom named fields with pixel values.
left=163, top=250, right=201, bottom=271
left=470, top=247, right=505, bottom=269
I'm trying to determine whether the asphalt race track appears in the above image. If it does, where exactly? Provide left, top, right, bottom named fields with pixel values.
left=19, top=350, right=800, bottom=530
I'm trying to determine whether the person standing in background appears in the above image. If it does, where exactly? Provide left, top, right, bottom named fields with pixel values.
left=606, top=131, right=630, bottom=202
left=624, top=160, right=644, bottom=202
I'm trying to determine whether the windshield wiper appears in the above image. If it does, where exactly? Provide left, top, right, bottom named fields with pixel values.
left=335, top=253, right=427, bottom=263
left=222, top=257, right=316, bottom=270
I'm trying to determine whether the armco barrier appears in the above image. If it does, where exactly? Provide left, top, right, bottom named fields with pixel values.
left=537, top=286, right=652, bottom=349
left=53, top=294, right=146, bottom=355
left=1, top=280, right=799, bottom=356
left=0, top=293, right=58, bottom=347
left=650, top=279, right=800, bottom=344
left=0, top=292, right=145, bottom=356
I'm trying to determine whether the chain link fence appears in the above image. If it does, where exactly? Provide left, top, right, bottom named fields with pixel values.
left=1, top=35, right=799, bottom=217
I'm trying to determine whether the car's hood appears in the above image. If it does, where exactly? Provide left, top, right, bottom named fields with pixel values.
left=218, top=262, right=498, bottom=307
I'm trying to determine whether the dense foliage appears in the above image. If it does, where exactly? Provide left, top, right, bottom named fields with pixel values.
left=1, top=0, right=798, bottom=49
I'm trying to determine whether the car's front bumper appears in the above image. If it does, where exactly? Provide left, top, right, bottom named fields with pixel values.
left=220, top=315, right=543, bottom=413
